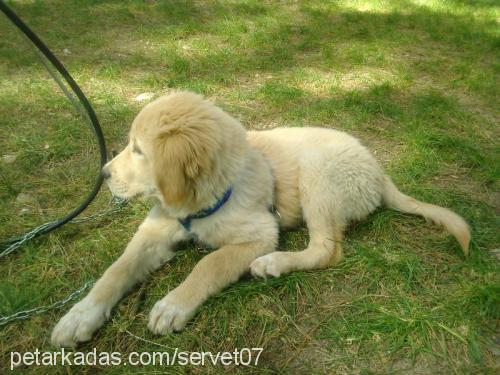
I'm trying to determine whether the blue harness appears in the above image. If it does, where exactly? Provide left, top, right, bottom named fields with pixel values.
left=178, top=187, right=233, bottom=231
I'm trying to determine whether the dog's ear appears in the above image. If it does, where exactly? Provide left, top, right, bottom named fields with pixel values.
left=152, top=120, right=218, bottom=206
left=152, top=128, right=192, bottom=205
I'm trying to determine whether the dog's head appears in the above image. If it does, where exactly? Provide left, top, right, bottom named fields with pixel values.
left=102, top=91, right=248, bottom=212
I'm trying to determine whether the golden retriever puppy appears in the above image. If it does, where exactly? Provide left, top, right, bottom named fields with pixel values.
left=51, top=91, right=470, bottom=347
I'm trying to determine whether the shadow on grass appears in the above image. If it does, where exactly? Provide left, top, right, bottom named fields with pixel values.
left=1, top=0, right=497, bottom=76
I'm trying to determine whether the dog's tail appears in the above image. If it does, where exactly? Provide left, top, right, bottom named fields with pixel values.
left=382, top=175, right=470, bottom=256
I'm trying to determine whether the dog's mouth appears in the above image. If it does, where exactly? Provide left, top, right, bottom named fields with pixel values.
left=106, top=179, right=159, bottom=202
left=105, top=180, right=134, bottom=200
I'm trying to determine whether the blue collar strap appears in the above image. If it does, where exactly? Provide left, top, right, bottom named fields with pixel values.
left=178, top=187, right=233, bottom=231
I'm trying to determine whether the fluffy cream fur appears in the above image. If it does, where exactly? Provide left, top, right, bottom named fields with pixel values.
left=51, top=91, right=470, bottom=347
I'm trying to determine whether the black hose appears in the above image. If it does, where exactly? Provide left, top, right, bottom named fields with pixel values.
left=0, top=1, right=107, bottom=251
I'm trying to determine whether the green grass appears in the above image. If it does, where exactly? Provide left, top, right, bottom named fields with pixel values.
left=0, top=0, right=498, bottom=373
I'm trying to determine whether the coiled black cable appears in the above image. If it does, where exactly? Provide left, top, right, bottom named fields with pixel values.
left=0, top=1, right=107, bottom=253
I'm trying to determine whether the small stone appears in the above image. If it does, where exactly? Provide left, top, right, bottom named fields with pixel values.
left=2, top=154, right=16, bottom=164
left=491, top=335, right=500, bottom=356
left=135, top=92, right=155, bottom=102
left=16, top=192, right=36, bottom=204
left=490, top=248, right=500, bottom=261
left=19, top=208, right=31, bottom=215
left=16, top=193, right=43, bottom=215
left=457, top=325, right=468, bottom=336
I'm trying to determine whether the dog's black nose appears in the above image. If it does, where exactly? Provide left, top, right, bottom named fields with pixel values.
left=101, top=167, right=111, bottom=180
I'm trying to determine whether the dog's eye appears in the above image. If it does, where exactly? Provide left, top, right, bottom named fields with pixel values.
left=132, top=144, right=143, bottom=155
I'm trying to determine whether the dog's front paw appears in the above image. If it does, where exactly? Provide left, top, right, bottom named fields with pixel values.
left=250, top=253, right=284, bottom=278
left=148, top=293, right=196, bottom=335
left=51, top=298, right=107, bottom=347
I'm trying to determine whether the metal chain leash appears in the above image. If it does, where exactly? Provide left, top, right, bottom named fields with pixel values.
left=0, top=281, right=94, bottom=326
left=0, top=198, right=127, bottom=327
left=0, top=198, right=127, bottom=260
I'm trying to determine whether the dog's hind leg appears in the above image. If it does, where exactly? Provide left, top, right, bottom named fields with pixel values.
left=250, top=201, right=345, bottom=278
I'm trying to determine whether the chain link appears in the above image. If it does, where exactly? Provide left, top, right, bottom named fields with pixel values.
left=0, top=197, right=127, bottom=326
left=0, top=281, right=94, bottom=326
left=0, top=198, right=127, bottom=259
